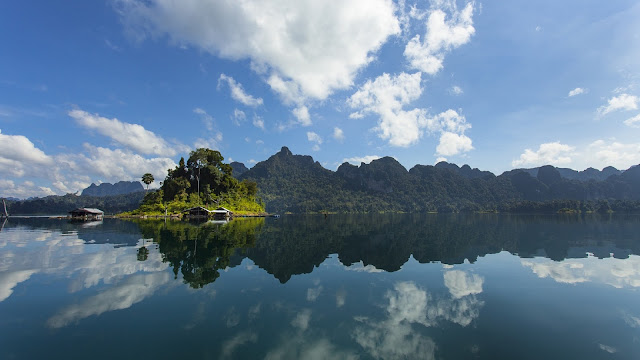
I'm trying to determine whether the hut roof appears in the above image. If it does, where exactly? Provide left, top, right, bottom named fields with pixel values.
left=69, top=208, right=104, bottom=215
left=182, top=206, right=213, bottom=213
left=214, top=207, right=233, bottom=213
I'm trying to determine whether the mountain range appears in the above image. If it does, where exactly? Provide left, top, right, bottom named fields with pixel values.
left=81, top=181, right=144, bottom=196
left=235, top=146, right=640, bottom=213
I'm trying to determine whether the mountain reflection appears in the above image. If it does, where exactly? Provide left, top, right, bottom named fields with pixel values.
left=3, top=214, right=639, bottom=288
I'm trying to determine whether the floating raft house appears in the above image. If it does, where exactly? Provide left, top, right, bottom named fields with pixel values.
left=69, top=208, right=104, bottom=220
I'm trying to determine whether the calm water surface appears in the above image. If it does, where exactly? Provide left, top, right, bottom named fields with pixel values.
left=1, top=214, right=639, bottom=359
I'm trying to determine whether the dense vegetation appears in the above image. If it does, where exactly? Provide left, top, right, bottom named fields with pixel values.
left=5, top=192, right=146, bottom=215
left=238, top=147, right=640, bottom=214
left=5, top=146, right=640, bottom=215
left=129, top=148, right=264, bottom=215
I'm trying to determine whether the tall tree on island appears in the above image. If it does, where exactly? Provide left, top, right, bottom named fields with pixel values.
left=142, top=173, right=154, bottom=191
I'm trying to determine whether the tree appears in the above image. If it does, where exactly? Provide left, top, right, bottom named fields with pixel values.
left=142, top=173, right=154, bottom=191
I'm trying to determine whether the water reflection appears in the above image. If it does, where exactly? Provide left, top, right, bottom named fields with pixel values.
left=0, top=214, right=639, bottom=359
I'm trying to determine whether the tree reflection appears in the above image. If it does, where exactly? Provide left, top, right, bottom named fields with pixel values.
left=135, top=218, right=264, bottom=288
left=125, top=214, right=640, bottom=286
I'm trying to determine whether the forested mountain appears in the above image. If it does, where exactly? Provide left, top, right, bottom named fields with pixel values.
left=238, top=147, right=640, bottom=213
left=515, top=165, right=622, bottom=182
left=230, top=161, right=249, bottom=178
left=81, top=181, right=143, bottom=196
left=6, top=192, right=146, bottom=215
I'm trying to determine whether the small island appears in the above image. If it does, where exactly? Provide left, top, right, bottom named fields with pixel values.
left=121, top=148, right=265, bottom=218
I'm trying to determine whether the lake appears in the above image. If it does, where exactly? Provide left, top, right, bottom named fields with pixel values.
left=1, top=214, right=639, bottom=359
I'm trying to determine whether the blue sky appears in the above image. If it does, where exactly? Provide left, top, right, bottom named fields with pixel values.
left=1, top=0, right=639, bottom=198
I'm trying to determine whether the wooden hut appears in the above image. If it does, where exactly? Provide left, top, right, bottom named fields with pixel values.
left=212, top=207, right=233, bottom=220
left=69, top=208, right=104, bottom=220
left=183, top=206, right=213, bottom=220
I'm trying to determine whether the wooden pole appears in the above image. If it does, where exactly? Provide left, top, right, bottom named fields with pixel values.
left=1, top=199, right=8, bottom=218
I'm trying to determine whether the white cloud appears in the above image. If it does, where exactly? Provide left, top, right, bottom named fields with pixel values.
left=220, top=331, right=258, bottom=360
left=341, top=156, right=381, bottom=166
left=443, top=270, right=483, bottom=299
left=450, top=85, right=463, bottom=95
left=293, top=106, right=312, bottom=126
left=291, top=309, right=312, bottom=331
left=56, top=143, right=176, bottom=186
left=47, top=272, right=170, bottom=328
left=512, top=142, right=575, bottom=167
left=0, top=129, right=53, bottom=177
left=436, top=132, right=473, bottom=157
left=306, top=286, right=323, bottom=302
left=623, top=113, right=640, bottom=127
left=348, top=72, right=427, bottom=147
left=597, top=94, right=639, bottom=116
left=218, top=74, right=263, bottom=107
left=404, top=2, right=475, bottom=74
left=584, top=140, right=640, bottom=169
left=0, top=179, right=57, bottom=199
left=194, top=108, right=217, bottom=133
left=522, top=254, right=640, bottom=289
left=69, top=109, right=184, bottom=156
left=568, top=87, right=586, bottom=97
left=535, top=25, right=542, bottom=32
left=306, top=132, right=323, bottom=144
left=252, top=115, right=265, bottom=130
left=232, top=108, right=246, bottom=126
left=0, top=270, right=37, bottom=302
left=348, top=73, right=473, bottom=153
left=333, top=127, right=345, bottom=142
left=117, top=0, right=400, bottom=101
left=307, top=131, right=322, bottom=151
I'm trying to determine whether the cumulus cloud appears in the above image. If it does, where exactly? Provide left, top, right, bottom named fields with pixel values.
left=56, top=143, right=176, bottom=186
left=69, top=109, right=185, bottom=156
left=352, top=280, right=484, bottom=359
left=307, top=131, right=322, bottom=151
left=348, top=72, right=427, bottom=147
left=306, top=286, right=323, bottom=302
left=333, top=127, right=345, bottom=142
left=443, top=270, right=484, bottom=298
left=0, top=129, right=53, bottom=177
left=404, top=2, right=475, bottom=74
left=252, top=114, right=265, bottom=130
left=293, top=106, right=312, bottom=126
left=0, top=270, right=37, bottom=302
left=597, top=94, right=639, bottom=116
left=568, top=87, right=586, bottom=97
left=116, top=0, right=400, bottom=101
left=512, top=142, right=575, bottom=167
left=436, top=131, right=473, bottom=156
left=623, top=114, right=640, bottom=127
left=291, top=309, right=312, bottom=331
left=522, top=254, right=640, bottom=288
left=348, top=73, right=473, bottom=154
left=584, top=140, right=640, bottom=169
left=341, top=156, right=381, bottom=166
left=0, top=179, right=56, bottom=199
left=47, top=272, right=171, bottom=328
left=218, top=74, right=263, bottom=107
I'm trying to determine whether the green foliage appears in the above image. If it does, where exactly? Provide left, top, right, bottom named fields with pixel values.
left=130, top=148, right=264, bottom=215
left=6, top=192, right=146, bottom=215
left=238, top=147, right=640, bottom=214
left=141, top=173, right=154, bottom=190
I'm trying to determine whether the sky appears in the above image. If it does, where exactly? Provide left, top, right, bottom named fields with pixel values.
left=1, top=0, right=639, bottom=198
